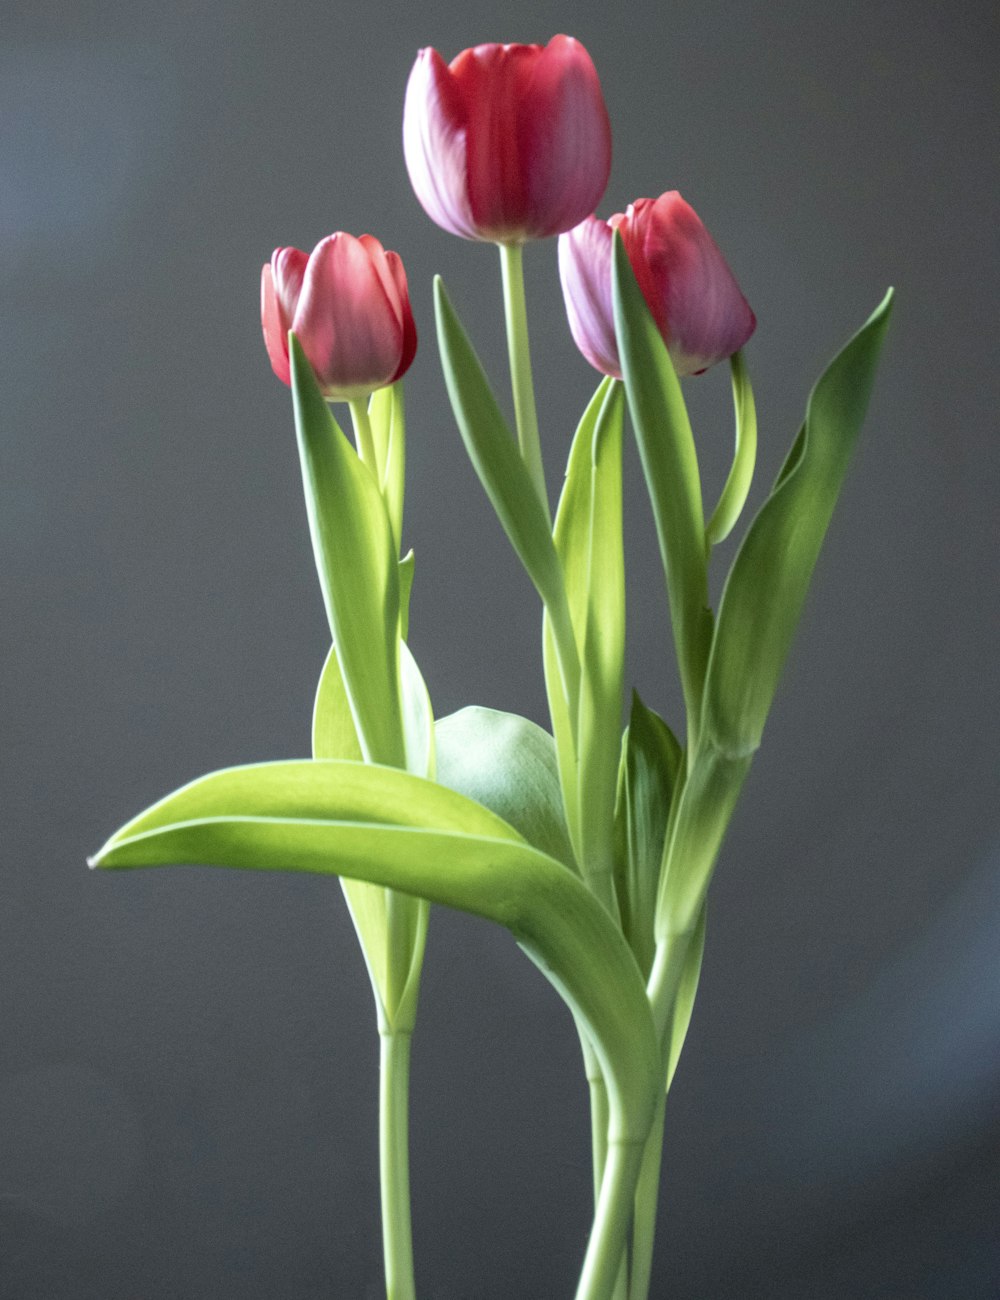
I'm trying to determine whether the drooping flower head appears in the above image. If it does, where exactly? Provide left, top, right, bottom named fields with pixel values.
left=403, top=36, right=612, bottom=244
left=558, top=192, right=756, bottom=377
left=261, top=233, right=417, bottom=400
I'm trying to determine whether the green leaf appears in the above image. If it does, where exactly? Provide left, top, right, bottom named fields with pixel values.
left=312, top=644, right=362, bottom=763
left=312, top=638, right=432, bottom=1025
left=547, top=377, right=626, bottom=886
left=706, top=350, right=757, bottom=547
left=654, top=742, right=750, bottom=939
left=400, top=641, right=434, bottom=781
left=91, top=760, right=660, bottom=1142
left=665, top=902, right=706, bottom=1089
left=703, top=289, right=895, bottom=757
left=368, top=382, right=406, bottom=556
left=612, top=232, right=712, bottom=743
left=434, top=276, right=580, bottom=715
left=435, top=706, right=575, bottom=871
left=613, top=693, right=682, bottom=978
left=289, top=335, right=405, bottom=768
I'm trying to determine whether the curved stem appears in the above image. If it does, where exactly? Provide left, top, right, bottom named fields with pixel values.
left=498, top=242, right=549, bottom=521
left=379, top=1028, right=416, bottom=1300
left=576, top=1138, right=646, bottom=1300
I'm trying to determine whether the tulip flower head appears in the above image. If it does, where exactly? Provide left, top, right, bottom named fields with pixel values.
left=558, top=192, right=756, bottom=378
left=403, top=36, right=612, bottom=244
left=261, top=232, right=417, bottom=400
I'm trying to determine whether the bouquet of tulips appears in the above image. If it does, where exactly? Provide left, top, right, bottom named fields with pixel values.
left=91, top=35, right=893, bottom=1300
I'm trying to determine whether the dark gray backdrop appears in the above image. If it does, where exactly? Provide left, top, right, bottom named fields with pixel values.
left=3, top=0, right=998, bottom=1295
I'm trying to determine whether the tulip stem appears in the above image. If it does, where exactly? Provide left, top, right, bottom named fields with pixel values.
left=379, top=1027, right=416, bottom=1300
left=499, top=242, right=549, bottom=521
left=348, top=397, right=378, bottom=472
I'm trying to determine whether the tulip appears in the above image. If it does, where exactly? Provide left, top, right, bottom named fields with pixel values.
left=403, top=36, right=611, bottom=244
left=261, top=232, right=417, bottom=400
left=558, top=192, right=756, bottom=377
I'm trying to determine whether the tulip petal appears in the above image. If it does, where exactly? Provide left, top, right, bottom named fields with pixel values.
left=559, top=218, right=620, bottom=378
left=455, top=43, right=536, bottom=239
left=293, top=233, right=404, bottom=400
left=384, top=250, right=418, bottom=382
left=631, top=193, right=756, bottom=376
left=403, top=48, right=478, bottom=240
left=518, top=36, right=611, bottom=239
left=261, top=262, right=291, bottom=386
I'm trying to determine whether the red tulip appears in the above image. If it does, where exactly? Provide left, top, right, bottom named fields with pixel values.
left=403, top=36, right=611, bottom=244
left=260, top=233, right=417, bottom=399
left=558, top=192, right=756, bottom=378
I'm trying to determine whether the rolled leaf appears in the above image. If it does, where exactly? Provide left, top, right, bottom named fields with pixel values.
left=368, top=381, right=406, bottom=556
left=613, top=693, right=682, bottom=978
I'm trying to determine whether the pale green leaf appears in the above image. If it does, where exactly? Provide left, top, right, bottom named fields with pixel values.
left=435, top=706, right=575, bottom=871
left=91, top=760, right=660, bottom=1141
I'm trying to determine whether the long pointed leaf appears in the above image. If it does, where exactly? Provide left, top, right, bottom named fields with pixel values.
left=289, top=335, right=404, bottom=768
left=612, top=233, right=712, bottom=742
left=434, top=275, right=580, bottom=712
left=703, top=290, right=894, bottom=757
left=548, top=377, right=626, bottom=888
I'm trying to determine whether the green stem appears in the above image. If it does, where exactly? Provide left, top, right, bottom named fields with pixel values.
left=348, top=397, right=378, bottom=472
left=627, top=1092, right=666, bottom=1300
left=379, top=1028, right=416, bottom=1300
left=575, top=1138, right=646, bottom=1300
left=498, top=242, right=549, bottom=521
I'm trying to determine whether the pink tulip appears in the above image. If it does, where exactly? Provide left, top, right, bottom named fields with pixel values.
left=403, top=36, right=611, bottom=244
left=260, top=232, right=417, bottom=400
left=558, top=192, right=756, bottom=377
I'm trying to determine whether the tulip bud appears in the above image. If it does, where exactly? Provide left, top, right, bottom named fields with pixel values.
left=261, top=232, right=417, bottom=400
left=559, top=192, right=756, bottom=377
left=403, top=36, right=612, bottom=244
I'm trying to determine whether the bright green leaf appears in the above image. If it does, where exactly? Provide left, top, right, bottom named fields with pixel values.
left=435, top=706, right=575, bottom=872
left=434, top=276, right=580, bottom=715
left=289, top=335, right=405, bottom=769
left=703, top=290, right=894, bottom=757
left=91, top=760, right=660, bottom=1143
left=612, top=232, right=712, bottom=744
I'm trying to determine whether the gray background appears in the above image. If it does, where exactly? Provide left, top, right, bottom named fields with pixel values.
left=2, top=0, right=998, bottom=1295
